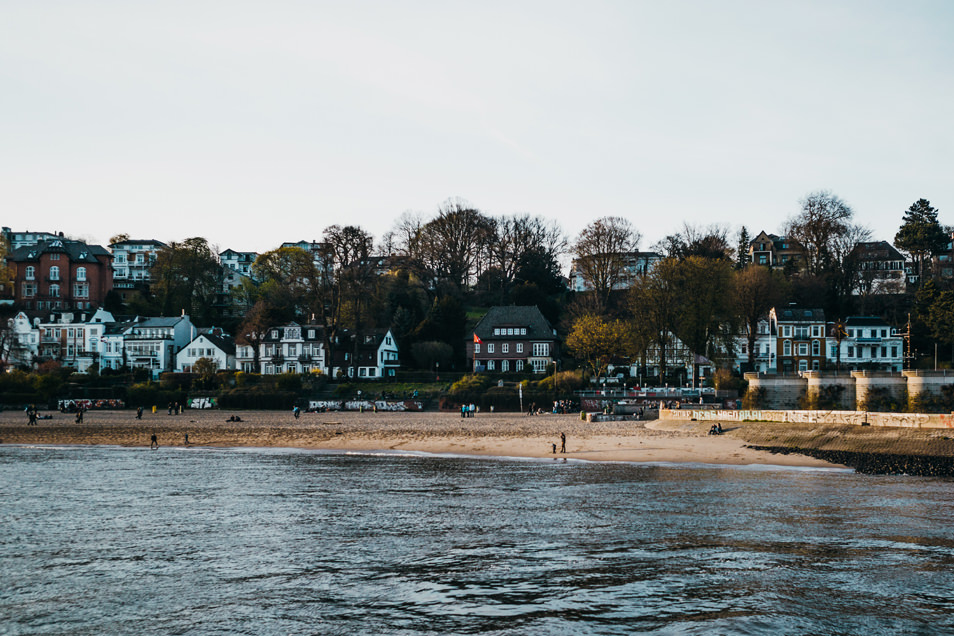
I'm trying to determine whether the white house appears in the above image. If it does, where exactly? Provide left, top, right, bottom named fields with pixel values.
left=829, top=316, right=904, bottom=372
left=120, top=314, right=195, bottom=378
left=258, top=322, right=327, bottom=375
left=2, top=311, right=39, bottom=369
left=176, top=330, right=236, bottom=372
left=330, top=328, right=400, bottom=379
left=733, top=318, right=776, bottom=374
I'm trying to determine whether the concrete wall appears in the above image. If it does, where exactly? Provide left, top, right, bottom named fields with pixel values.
left=803, top=372, right=856, bottom=409
left=659, top=408, right=954, bottom=429
left=746, top=373, right=806, bottom=409
left=746, top=371, right=954, bottom=410
left=852, top=371, right=906, bottom=410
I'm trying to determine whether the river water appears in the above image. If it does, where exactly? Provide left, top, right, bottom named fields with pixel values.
left=2, top=446, right=953, bottom=635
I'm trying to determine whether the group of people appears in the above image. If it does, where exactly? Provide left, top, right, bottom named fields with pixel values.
left=551, top=432, right=567, bottom=454
left=708, top=422, right=724, bottom=435
left=460, top=403, right=478, bottom=418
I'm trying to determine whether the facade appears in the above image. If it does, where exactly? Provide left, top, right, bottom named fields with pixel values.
left=109, top=239, right=165, bottom=300
left=468, top=305, right=559, bottom=374
left=120, top=315, right=195, bottom=377
left=257, top=323, right=328, bottom=375
left=1, top=227, right=62, bottom=250
left=8, top=239, right=113, bottom=311
left=329, top=328, right=400, bottom=379
left=176, top=330, right=236, bottom=372
left=733, top=318, right=776, bottom=374
left=829, top=317, right=903, bottom=373
left=748, top=231, right=806, bottom=269
left=569, top=252, right=662, bottom=293
left=770, top=305, right=827, bottom=374
left=851, top=241, right=906, bottom=295
left=2, top=311, right=39, bottom=369
left=219, top=249, right=259, bottom=279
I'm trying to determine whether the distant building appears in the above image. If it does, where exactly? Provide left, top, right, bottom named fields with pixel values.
left=329, top=328, right=400, bottom=379
left=748, top=231, right=806, bottom=269
left=8, top=239, right=113, bottom=311
left=255, top=322, right=327, bottom=375
left=219, top=248, right=259, bottom=280
left=850, top=241, right=906, bottom=295
left=771, top=305, right=827, bottom=374
left=109, top=239, right=166, bottom=299
left=829, top=317, right=903, bottom=372
left=468, top=305, right=559, bottom=374
left=176, top=329, right=236, bottom=372
left=569, top=252, right=661, bottom=292
left=1, top=227, right=62, bottom=250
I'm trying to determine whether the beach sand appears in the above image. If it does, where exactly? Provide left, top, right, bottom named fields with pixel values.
left=0, top=408, right=854, bottom=469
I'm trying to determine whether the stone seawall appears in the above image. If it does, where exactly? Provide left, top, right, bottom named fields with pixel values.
left=660, top=408, right=954, bottom=429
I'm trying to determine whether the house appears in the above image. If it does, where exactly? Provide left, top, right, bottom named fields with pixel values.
left=748, top=231, right=806, bottom=269
left=468, top=305, right=559, bottom=374
left=829, top=317, right=903, bottom=372
left=176, top=329, right=236, bottom=372
left=28, top=308, right=115, bottom=372
left=257, top=322, right=327, bottom=375
left=2, top=311, right=39, bottom=369
left=1, top=227, right=63, bottom=250
left=569, top=252, right=662, bottom=292
left=119, top=314, right=195, bottom=378
left=8, top=239, right=113, bottom=311
left=850, top=241, right=906, bottom=295
left=329, top=328, right=400, bottom=379
left=219, top=248, right=259, bottom=279
left=733, top=317, right=776, bottom=374
left=770, top=305, right=827, bottom=374
left=109, top=239, right=166, bottom=299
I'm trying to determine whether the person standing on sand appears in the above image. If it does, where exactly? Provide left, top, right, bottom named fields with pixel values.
left=75, top=406, right=84, bottom=424
left=136, top=406, right=143, bottom=420
left=151, top=433, right=159, bottom=449
left=560, top=432, right=566, bottom=453
left=293, top=406, right=301, bottom=419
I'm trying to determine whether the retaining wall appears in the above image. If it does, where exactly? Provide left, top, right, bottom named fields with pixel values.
left=660, top=408, right=954, bottom=429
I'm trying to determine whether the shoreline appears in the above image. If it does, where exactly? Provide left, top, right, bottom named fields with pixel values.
left=0, top=409, right=841, bottom=470
left=5, top=408, right=954, bottom=474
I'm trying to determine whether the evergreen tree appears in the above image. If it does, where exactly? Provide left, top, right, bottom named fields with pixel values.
left=895, top=198, right=948, bottom=286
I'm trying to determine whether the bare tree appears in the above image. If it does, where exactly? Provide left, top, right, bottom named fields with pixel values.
left=573, top=216, right=641, bottom=310
left=784, top=190, right=856, bottom=276
left=734, top=265, right=788, bottom=370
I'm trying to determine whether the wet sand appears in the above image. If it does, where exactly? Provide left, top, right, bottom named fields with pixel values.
left=0, top=408, right=849, bottom=469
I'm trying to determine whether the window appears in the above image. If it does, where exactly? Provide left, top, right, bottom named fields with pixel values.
left=25, top=266, right=35, bottom=280
left=881, top=347, right=887, bottom=358
left=494, top=328, right=501, bottom=336
left=487, top=343, right=494, bottom=354
left=74, top=283, right=89, bottom=298
left=487, top=359, right=495, bottom=371
left=847, top=346, right=854, bottom=358
left=533, top=343, right=549, bottom=357
left=797, top=343, right=808, bottom=356
left=516, top=343, right=524, bottom=354
left=520, top=328, right=527, bottom=335
left=798, top=360, right=808, bottom=372
left=474, top=343, right=480, bottom=354
left=49, top=253, right=59, bottom=260
left=49, top=284, right=60, bottom=298
left=22, top=282, right=36, bottom=297
left=502, top=343, right=509, bottom=354
left=77, top=267, right=87, bottom=281
left=782, top=326, right=791, bottom=337
left=783, top=340, right=792, bottom=356
left=49, top=266, right=60, bottom=281
left=811, top=340, right=820, bottom=356
left=502, top=360, right=510, bottom=372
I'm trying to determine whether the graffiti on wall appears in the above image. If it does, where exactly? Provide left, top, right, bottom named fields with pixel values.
left=58, top=399, right=126, bottom=411
left=307, top=400, right=424, bottom=412
left=189, top=397, right=216, bottom=409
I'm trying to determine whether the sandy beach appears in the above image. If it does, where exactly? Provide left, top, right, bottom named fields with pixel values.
left=0, top=407, right=857, bottom=469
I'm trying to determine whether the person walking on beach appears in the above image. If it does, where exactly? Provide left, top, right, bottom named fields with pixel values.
left=75, top=406, right=84, bottom=424
left=136, top=406, right=143, bottom=420
left=184, top=433, right=190, bottom=445
left=150, top=433, right=159, bottom=450
left=293, top=406, right=301, bottom=420
left=560, top=432, right=566, bottom=453
left=27, top=405, right=37, bottom=426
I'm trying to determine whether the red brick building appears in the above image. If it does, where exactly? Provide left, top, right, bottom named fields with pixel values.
left=8, top=239, right=113, bottom=311
left=467, top=305, right=559, bottom=374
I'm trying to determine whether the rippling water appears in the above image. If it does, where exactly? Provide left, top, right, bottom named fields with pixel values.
left=2, top=446, right=953, bottom=635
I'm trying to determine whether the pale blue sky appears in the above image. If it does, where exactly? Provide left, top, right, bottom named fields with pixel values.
left=2, top=1, right=952, bottom=255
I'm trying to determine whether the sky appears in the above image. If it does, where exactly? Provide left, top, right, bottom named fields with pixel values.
left=2, top=0, right=952, bottom=256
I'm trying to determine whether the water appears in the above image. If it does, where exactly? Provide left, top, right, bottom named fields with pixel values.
left=2, top=447, right=953, bottom=635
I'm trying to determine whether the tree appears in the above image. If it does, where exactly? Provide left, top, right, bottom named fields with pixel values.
left=629, top=258, right=681, bottom=381
left=784, top=190, right=852, bottom=276
left=565, top=314, right=629, bottom=380
left=734, top=265, right=788, bottom=370
left=895, top=198, right=948, bottom=286
left=573, top=216, right=641, bottom=310
left=0, top=234, right=14, bottom=303
left=192, top=357, right=218, bottom=387
left=251, top=246, right=320, bottom=321
left=736, top=227, right=751, bottom=270
left=109, top=233, right=130, bottom=246
left=150, top=237, right=221, bottom=322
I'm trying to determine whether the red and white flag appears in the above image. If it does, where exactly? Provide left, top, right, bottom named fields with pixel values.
left=473, top=333, right=482, bottom=344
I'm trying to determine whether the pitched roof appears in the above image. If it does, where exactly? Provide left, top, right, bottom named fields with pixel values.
left=775, top=306, right=826, bottom=322
left=10, top=239, right=111, bottom=263
left=472, top=305, right=555, bottom=340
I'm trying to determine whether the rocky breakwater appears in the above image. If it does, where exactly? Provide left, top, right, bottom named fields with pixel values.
left=735, top=421, right=954, bottom=476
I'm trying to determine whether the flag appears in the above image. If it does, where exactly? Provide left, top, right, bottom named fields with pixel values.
left=473, top=333, right=482, bottom=344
